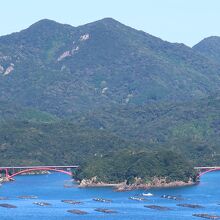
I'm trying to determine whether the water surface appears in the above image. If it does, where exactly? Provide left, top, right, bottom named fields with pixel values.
left=0, top=172, right=220, bottom=220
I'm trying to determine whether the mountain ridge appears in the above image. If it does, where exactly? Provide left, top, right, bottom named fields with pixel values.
left=1, top=18, right=220, bottom=116
left=193, top=36, right=220, bottom=63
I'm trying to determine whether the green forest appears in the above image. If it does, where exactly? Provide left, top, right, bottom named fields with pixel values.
left=1, top=18, right=220, bottom=185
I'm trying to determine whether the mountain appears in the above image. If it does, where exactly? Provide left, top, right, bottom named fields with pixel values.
left=1, top=18, right=220, bottom=116
left=1, top=18, right=220, bottom=184
left=193, top=36, right=220, bottom=63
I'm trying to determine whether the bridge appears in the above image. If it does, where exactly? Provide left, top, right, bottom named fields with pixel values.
left=194, top=167, right=220, bottom=178
left=0, top=165, right=79, bottom=180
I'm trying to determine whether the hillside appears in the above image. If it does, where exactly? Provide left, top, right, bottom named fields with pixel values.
left=70, top=94, right=220, bottom=165
left=0, top=118, right=195, bottom=184
left=1, top=18, right=220, bottom=116
left=1, top=95, right=220, bottom=183
left=0, top=118, right=143, bottom=166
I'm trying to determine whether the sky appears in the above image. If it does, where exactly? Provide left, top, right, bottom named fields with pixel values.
left=0, top=0, right=219, bottom=47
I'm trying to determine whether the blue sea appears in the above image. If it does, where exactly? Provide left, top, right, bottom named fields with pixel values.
left=0, top=172, right=220, bottom=219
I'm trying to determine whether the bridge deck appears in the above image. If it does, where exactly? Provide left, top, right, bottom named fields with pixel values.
left=0, top=165, right=79, bottom=169
left=194, top=167, right=220, bottom=169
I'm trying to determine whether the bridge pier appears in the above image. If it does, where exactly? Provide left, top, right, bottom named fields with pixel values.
left=5, top=168, right=9, bottom=178
left=0, top=168, right=11, bottom=179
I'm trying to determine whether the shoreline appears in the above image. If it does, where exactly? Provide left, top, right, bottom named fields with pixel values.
left=0, top=177, right=10, bottom=185
left=78, top=178, right=197, bottom=191
left=1, top=174, right=197, bottom=191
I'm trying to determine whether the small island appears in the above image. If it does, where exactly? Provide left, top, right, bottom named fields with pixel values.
left=74, top=150, right=197, bottom=191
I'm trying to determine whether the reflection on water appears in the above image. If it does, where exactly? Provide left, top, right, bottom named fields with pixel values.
left=0, top=172, right=220, bottom=220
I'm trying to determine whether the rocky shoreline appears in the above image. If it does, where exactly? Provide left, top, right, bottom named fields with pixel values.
left=1, top=174, right=196, bottom=191
left=79, top=177, right=196, bottom=191
left=0, top=177, right=10, bottom=185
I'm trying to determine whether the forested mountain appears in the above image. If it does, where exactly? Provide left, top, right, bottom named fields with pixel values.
left=1, top=18, right=220, bottom=185
left=1, top=18, right=220, bottom=115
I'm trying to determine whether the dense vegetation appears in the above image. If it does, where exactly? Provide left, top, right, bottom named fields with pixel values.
left=0, top=115, right=196, bottom=183
left=1, top=18, right=220, bottom=185
left=1, top=18, right=220, bottom=115
left=1, top=97, right=218, bottom=184
left=77, top=150, right=195, bottom=184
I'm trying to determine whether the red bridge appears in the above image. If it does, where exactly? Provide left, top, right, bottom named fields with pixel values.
left=0, top=165, right=79, bottom=180
left=194, top=166, right=220, bottom=178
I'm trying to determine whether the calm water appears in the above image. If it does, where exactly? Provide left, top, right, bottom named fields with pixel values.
left=0, top=172, right=220, bottom=220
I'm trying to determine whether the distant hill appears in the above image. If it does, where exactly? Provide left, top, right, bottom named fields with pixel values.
left=193, top=36, right=220, bottom=63
left=1, top=18, right=220, bottom=116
